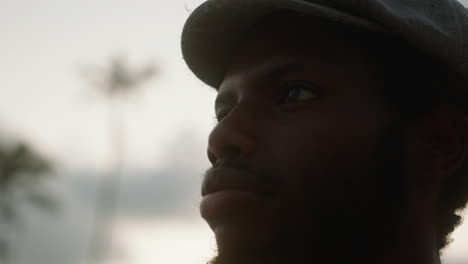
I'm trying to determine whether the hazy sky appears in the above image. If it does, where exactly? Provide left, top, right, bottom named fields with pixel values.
left=1, top=0, right=468, bottom=264
left=1, top=1, right=216, bottom=263
left=1, top=0, right=215, bottom=171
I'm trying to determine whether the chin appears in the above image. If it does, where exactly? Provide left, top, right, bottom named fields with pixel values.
left=211, top=213, right=303, bottom=264
left=213, top=217, right=276, bottom=255
left=210, top=223, right=305, bottom=264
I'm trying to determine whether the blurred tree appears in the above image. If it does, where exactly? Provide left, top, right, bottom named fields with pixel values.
left=83, top=56, right=156, bottom=99
left=82, top=56, right=157, bottom=263
left=0, top=141, right=54, bottom=263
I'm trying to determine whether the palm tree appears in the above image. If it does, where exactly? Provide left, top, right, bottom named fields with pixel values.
left=82, top=56, right=157, bottom=263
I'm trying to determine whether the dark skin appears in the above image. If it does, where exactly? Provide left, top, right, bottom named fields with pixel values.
left=200, top=16, right=468, bottom=264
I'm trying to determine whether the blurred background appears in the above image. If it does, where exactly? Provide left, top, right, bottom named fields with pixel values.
left=0, top=0, right=467, bottom=263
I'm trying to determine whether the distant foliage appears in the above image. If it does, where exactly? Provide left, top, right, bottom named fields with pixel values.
left=0, top=141, right=54, bottom=262
left=82, top=56, right=157, bottom=99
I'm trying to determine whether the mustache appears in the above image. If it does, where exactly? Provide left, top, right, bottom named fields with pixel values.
left=202, top=159, right=280, bottom=196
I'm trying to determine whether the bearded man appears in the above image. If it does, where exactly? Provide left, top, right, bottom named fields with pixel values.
left=181, top=1, right=468, bottom=264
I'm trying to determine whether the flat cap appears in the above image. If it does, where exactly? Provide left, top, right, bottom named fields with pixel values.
left=181, top=0, right=468, bottom=89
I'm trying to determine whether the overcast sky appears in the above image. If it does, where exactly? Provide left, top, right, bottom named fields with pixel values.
left=1, top=0, right=468, bottom=264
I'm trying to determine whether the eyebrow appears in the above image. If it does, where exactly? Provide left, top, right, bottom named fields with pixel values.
left=215, top=60, right=306, bottom=111
left=263, top=61, right=306, bottom=80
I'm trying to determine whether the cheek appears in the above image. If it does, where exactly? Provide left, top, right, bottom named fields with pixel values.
left=262, top=111, right=388, bottom=195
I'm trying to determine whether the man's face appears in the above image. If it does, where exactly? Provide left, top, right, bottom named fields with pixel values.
left=201, top=17, right=409, bottom=264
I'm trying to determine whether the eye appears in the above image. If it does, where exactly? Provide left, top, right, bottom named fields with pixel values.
left=282, top=82, right=320, bottom=104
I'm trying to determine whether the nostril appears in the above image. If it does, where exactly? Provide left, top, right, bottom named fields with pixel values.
left=207, top=149, right=217, bottom=165
left=207, top=144, right=243, bottom=166
left=223, top=145, right=242, bottom=160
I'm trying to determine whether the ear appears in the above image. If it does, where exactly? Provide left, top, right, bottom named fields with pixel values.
left=405, top=106, right=468, bottom=188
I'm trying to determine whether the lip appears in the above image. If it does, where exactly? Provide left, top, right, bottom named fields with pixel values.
left=200, top=189, right=270, bottom=223
left=201, top=167, right=273, bottom=197
left=200, top=167, right=275, bottom=224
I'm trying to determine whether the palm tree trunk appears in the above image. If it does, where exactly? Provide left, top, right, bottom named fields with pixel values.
left=87, top=98, right=125, bottom=263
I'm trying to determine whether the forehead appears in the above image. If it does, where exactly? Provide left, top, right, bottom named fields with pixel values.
left=220, top=16, right=379, bottom=94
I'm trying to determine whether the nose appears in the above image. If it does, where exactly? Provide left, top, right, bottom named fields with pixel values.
left=207, top=104, right=258, bottom=165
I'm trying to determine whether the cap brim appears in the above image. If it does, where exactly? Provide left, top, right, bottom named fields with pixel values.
left=181, top=0, right=385, bottom=89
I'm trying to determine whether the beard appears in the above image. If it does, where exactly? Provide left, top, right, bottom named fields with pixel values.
left=208, top=120, right=410, bottom=264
